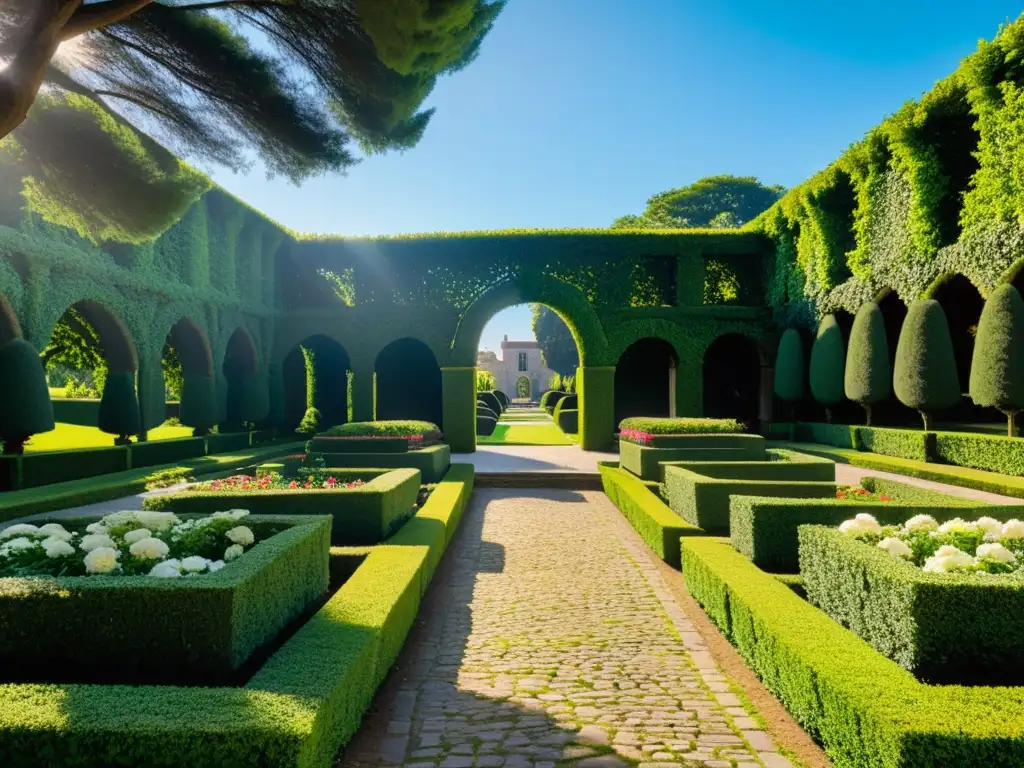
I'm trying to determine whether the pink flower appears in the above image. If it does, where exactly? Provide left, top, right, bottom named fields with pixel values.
left=288, top=480, right=298, bottom=489
left=326, top=477, right=337, bottom=486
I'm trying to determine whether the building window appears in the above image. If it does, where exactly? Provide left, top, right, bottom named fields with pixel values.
left=518, top=352, right=528, bottom=371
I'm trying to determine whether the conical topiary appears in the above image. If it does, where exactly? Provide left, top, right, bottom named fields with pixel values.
left=178, top=374, right=217, bottom=436
left=0, top=338, right=55, bottom=454
left=893, top=300, right=960, bottom=431
left=98, top=370, right=140, bottom=444
left=844, top=303, right=891, bottom=425
left=969, top=284, right=1024, bottom=436
left=809, top=314, right=845, bottom=422
left=773, top=328, right=805, bottom=413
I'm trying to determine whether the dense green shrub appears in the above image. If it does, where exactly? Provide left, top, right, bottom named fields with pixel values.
left=97, top=371, right=141, bottom=444
left=969, top=284, right=1024, bottom=436
left=477, top=413, right=497, bottom=437
left=321, top=420, right=441, bottom=444
left=844, top=303, right=891, bottom=425
left=800, top=525, right=1024, bottom=683
left=178, top=375, right=217, bottom=435
left=0, top=515, right=330, bottom=685
left=477, top=403, right=498, bottom=420
left=809, top=314, right=845, bottom=419
left=0, top=338, right=55, bottom=454
left=619, top=435, right=767, bottom=480
left=794, top=422, right=857, bottom=448
left=313, top=444, right=451, bottom=483
left=599, top=462, right=701, bottom=567
left=552, top=393, right=577, bottom=430
left=494, top=390, right=510, bottom=409
left=773, top=328, right=805, bottom=405
left=933, top=431, right=1024, bottom=476
left=295, top=407, right=321, bottom=436
left=556, top=408, right=578, bottom=434
left=856, top=425, right=933, bottom=461
left=478, top=391, right=502, bottom=416
left=538, top=390, right=558, bottom=410
left=543, top=391, right=569, bottom=415
left=894, top=300, right=961, bottom=430
left=682, top=537, right=1024, bottom=768
left=618, top=416, right=744, bottom=442
left=129, top=437, right=206, bottom=469
left=664, top=463, right=836, bottom=534
left=663, top=448, right=835, bottom=481
left=145, top=468, right=421, bottom=545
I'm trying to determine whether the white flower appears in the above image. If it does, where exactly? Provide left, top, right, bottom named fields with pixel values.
left=922, top=546, right=974, bottom=573
left=208, top=560, right=225, bottom=572
left=123, top=528, right=152, bottom=545
left=839, top=519, right=867, bottom=536
left=225, top=526, right=254, bottom=546
left=41, top=537, right=76, bottom=558
left=224, top=544, right=244, bottom=561
left=854, top=513, right=881, bottom=533
left=84, top=547, right=120, bottom=574
left=100, top=510, right=138, bottom=527
left=85, top=522, right=109, bottom=535
left=133, top=511, right=180, bottom=532
left=0, top=537, right=37, bottom=553
left=37, top=523, right=72, bottom=541
left=213, top=509, right=249, bottom=520
left=975, top=517, right=1004, bottom=541
left=938, top=518, right=976, bottom=535
left=904, top=514, right=938, bottom=534
left=80, top=534, right=116, bottom=552
left=180, top=556, right=210, bottom=573
left=149, top=559, right=182, bottom=578
left=934, top=545, right=963, bottom=558
left=1003, top=519, right=1024, bottom=540
left=0, top=524, right=39, bottom=540
left=877, top=537, right=913, bottom=560
left=129, top=537, right=170, bottom=560
left=977, top=542, right=1016, bottom=564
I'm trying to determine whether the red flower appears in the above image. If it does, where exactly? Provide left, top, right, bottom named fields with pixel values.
left=856, top=488, right=869, bottom=495
left=325, top=477, right=337, bottom=486
left=289, top=480, right=299, bottom=489
left=836, top=490, right=847, bottom=498
left=879, top=494, right=892, bottom=502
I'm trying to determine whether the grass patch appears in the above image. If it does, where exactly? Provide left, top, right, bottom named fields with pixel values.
left=478, top=423, right=573, bottom=446
left=25, top=422, right=194, bottom=452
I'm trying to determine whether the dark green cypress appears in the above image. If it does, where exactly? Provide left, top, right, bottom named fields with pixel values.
left=893, top=300, right=960, bottom=431
left=773, top=328, right=805, bottom=404
left=178, top=374, right=217, bottom=435
left=0, top=338, right=55, bottom=454
left=809, top=314, right=845, bottom=421
left=844, top=303, right=891, bottom=425
left=969, top=284, right=1024, bottom=436
left=98, top=370, right=141, bottom=444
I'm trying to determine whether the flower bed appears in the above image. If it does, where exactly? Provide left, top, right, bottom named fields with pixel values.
left=193, top=471, right=367, bottom=493
left=800, top=519, right=1024, bottom=683
left=0, top=511, right=330, bottom=685
left=618, top=416, right=745, bottom=446
left=318, top=420, right=442, bottom=446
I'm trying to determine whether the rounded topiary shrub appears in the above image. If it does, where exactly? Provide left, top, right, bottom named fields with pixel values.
left=477, top=413, right=497, bottom=437
left=178, top=374, right=217, bottom=435
left=477, top=405, right=498, bottom=421
left=970, top=284, right=1024, bottom=436
left=894, top=300, right=960, bottom=431
left=553, top=393, right=578, bottom=421
left=809, top=314, right=845, bottom=420
left=545, top=391, right=569, bottom=414
left=98, top=370, right=140, bottom=444
left=844, top=302, right=891, bottom=425
left=774, top=328, right=805, bottom=404
left=479, top=391, right=502, bottom=416
left=0, top=337, right=55, bottom=454
left=494, top=390, right=510, bottom=409
left=538, top=390, right=558, bottom=410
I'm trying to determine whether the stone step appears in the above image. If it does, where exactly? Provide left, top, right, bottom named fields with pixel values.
left=475, top=472, right=603, bottom=490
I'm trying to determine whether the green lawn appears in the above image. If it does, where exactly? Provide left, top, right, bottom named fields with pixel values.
left=479, top=422, right=574, bottom=446
left=25, top=422, right=194, bottom=453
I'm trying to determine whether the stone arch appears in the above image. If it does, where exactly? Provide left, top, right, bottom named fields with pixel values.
left=516, top=375, right=531, bottom=400
left=614, top=337, right=679, bottom=426
left=925, top=273, right=984, bottom=395
left=222, top=326, right=265, bottom=427
left=448, top=277, right=608, bottom=367
left=376, top=337, right=443, bottom=426
left=282, top=334, right=352, bottom=430
left=45, top=299, right=138, bottom=374
left=0, top=290, right=21, bottom=346
left=702, top=333, right=764, bottom=423
left=165, top=317, right=215, bottom=379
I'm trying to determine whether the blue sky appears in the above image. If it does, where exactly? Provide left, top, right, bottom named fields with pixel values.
left=209, top=0, right=1023, bottom=350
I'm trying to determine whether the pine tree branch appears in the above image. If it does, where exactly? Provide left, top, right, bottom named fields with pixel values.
left=172, top=0, right=280, bottom=11
left=61, top=0, right=154, bottom=40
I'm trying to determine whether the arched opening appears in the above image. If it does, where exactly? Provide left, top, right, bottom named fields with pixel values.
left=41, top=300, right=139, bottom=445
left=614, top=338, right=677, bottom=426
left=162, top=318, right=215, bottom=435
left=0, top=291, right=20, bottom=346
left=834, top=308, right=855, bottom=344
left=931, top=275, right=983, bottom=397
left=702, top=335, right=762, bottom=424
left=282, top=335, right=351, bottom=430
left=375, top=338, right=442, bottom=426
left=222, top=327, right=263, bottom=430
left=516, top=375, right=531, bottom=400
left=875, top=290, right=913, bottom=425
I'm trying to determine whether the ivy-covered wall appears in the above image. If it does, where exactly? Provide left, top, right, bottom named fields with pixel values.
left=751, top=16, right=1024, bottom=328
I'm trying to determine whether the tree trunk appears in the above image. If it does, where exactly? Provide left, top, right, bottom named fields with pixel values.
left=825, top=407, right=833, bottom=424
left=1009, top=411, right=1018, bottom=439
left=920, top=411, right=931, bottom=432
left=864, top=404, right=873, bottom=427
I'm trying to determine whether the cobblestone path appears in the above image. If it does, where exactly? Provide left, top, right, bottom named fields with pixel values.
left=339, top=489, right=791, bottom=768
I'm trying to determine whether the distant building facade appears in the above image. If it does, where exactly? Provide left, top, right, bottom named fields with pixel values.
left=477, top=336, right=555, bottom=400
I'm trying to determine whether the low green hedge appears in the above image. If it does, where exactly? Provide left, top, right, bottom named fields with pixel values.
left=660, top=448, right=835, bottom=482
left=665, top=464, right=835, bottom=534
left=493, top=390, right=510, bottom=409
left=934, top=431, right=1024, bottom=476
left=477, top=413, right=496, bottom=437
left=543, top=391, right=569, bottom=414
left=800, top=525, right=1024, bottom=684
left=857, top=426, right=933, bottom=462
left=144, top=468, right=421, bottom=545
left=599, top=462, right=701, bottom=567
left=308, top=437, right=408, bottom=454
left=619, top=435, right=767, bottom=481
left=538, top=390, right=558, bottom=409
left=206, top=431, right=252, bottom=454
left=129, top=437, right=207, bottom=469
left=477, top=404, right=498, bottom=420
left=50, top=398, right=101, bottom=426
left=0, top=446, right=130, bottom=491
left=556, top=408, right=578, bottom=435
left=320, top=420, right=442, bottom=446
left=0, top=515, right=330, bottom=685
left=311, top=443, right=451, bottom=483
left=619, top=416, right=744, bottom=439
left=794, top=422, right=857, bottom=448
left=0, top=465, right=475, bottom=768
left=478, top=391, right=502, bottom=416
left=681, top=537, right=1024, bottom=768
left=730, top=479, right=1021, bottom=573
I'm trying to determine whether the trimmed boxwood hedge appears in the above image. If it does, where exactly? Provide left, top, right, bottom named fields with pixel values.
left=0, top=515, right=330, bottom=685
left=681, top=536, right=1024, bottom=768
left=618, top=416, right=744, bottom=442
left=729, top=477, right=1019, bottom=573
left=556, top=408, right=578, bottom=434
left=661, top=448, right=835, bottom=482
left=0, top=464, right=475, bottom=768
left=307, top=437, right=408, bottom=454
left=543, top=391, right=569, bottom=415
left=598, top=462, right=701, bottom=567
left=320, top=420, right=442, bottom=444
left=664, top=463, right=836, bottom=534
left=478, top=391, right=502, bottom=416
left=129, top=436, right=207, bottom=468
left=493, top=390, right=510, bottom=409
left=800, top=525, right=1024, bottom=684
left=933, top=431, right=1024, bottom=476
left=620, top=435, right=767, bottom=480
left=312, top=443, right=451, bottom=483
left=144, top=468, right=421, bottom=545
left=477, top=413, right=496, bottom=437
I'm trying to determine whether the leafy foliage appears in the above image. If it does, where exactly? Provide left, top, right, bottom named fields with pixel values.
left=809, top=314, right=845, bottom=409
left=969, top=284, right=1024, bottom=433
left=475, top=369, right=495, bottom=392
left=613, top=175, right=784, bottom=229
left=844, top=302, right=891, bottom=422
left=531, top=304, right=579, bottom=375
left=773, top=328, right=805, bottom=403
left=0, top=338, right=55, bottom=454
left=893, top=300, right=960, bottom=429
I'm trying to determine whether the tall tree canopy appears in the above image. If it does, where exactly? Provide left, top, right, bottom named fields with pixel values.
left=0, top=0, right=504, bottom=231
left=531, top=305, right=579, bottom=376
left=612, top=175, right=784, bottom=229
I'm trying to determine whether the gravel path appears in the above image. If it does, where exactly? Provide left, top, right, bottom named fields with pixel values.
left=339, top=489, right=791, bottom=768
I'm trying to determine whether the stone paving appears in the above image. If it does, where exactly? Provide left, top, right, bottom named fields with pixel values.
left=450, top=446, right=618, bottom=474
left=338, top=489, right=791, bottom=768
